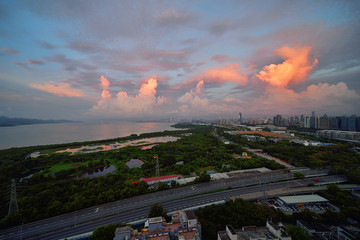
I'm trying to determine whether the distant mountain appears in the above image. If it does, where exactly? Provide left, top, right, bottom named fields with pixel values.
left=0, top=116, right=78, bottom=127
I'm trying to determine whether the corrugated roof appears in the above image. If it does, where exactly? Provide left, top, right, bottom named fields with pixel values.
left=278, top=194, right=328, bottom=204
left=141, top=175, right=178, bottom=182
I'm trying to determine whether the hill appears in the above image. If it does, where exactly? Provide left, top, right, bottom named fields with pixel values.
left=0, top=116, right=76, bottom=127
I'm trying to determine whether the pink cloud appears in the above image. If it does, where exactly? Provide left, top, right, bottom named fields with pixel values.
left=29, top=82, right=84, bottom=97
left=248, top=82, right=360, bottom=115
left=195, top=80, right=204, bottom=95
left=100, top=75, right=111, bottom=99
left=180, top=63, right=248, bottom=89
left=256, top=45, right=318, bottom=87
left=90, top=76, right=167, bottom=118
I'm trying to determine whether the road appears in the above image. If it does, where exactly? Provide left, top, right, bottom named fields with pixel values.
left=245, top=148, right=295, bottom=169
left=0, top=174, right=346, bottom=240
left=213, top=129, right=294, bottom=168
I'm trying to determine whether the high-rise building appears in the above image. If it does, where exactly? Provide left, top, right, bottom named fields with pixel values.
left=356, top=116, right=360, bottom=132
left=312, top=111, right=315, bottom=117
left=340, top=116, right=348, bottom=131
left=310, top=116, right=316, bottom=128
left=319, top=115, right=331, bottom=129
left=331, top=117, right=340, bottom=130
left=274, top=115, right=282, bottom=127
left=239, top=112, right=242, bottom=123
left=348, top=115, right=357, bottom=131
left=304, top=116, right=310, bottom=128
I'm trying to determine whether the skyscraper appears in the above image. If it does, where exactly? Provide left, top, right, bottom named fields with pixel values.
left=348, top=115, right=357, bottom=131
left=319, top=115, right=330, bottom=129
left=274, top=115, right=282, bottom=127
left=239, top=112, right=242, bottom=123
left=340, top=116, right=348, bottom=131
left=331, top=117, right=340, bottom=130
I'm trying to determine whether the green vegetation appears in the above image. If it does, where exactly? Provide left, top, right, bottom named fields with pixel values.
left=1, top=123, right=359, bottom=231
left=286, top=225, right=311, bottom=240
left=89, top=223, right=129, bottom=240
left=148, top=203, right=170, bottom=222
left=294, top=172, right=305, bottom=179
left=318, top=185, right=360, bottom=223
left=223, top=132, right=360, bottom=183
left=195, top=198, right=283, bottom=239
left=0, top=125, right=285, bottom=229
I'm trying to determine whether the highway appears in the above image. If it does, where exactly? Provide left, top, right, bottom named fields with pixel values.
left=0, top=174, right=346, bottom=240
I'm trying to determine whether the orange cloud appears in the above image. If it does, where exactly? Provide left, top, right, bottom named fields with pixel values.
left=256, top=46, right=318, bottom=87
left=29, top=81, right=83, bottom=97
left=180, top=63, right=248, bottom=89
left=138, top=78, right=157, bottom=97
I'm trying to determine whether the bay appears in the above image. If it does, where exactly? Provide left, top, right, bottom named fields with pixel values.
left=0, top=121, right=176, bottom=150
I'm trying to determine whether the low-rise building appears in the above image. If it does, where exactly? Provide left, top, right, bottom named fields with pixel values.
left=296, top=220, right=332, bottom=239
left=114, top=209, right=201, bottom=240
left=132, top=174, right=179, bottom=185
left=217, top=221, right=291, bottom=240
left=337, top=226, right=360, bottom=240
left=277, top=194, right=329, bottom=207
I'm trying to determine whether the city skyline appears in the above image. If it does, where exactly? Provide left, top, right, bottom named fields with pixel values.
left=0, top=1, right=359, bottom=121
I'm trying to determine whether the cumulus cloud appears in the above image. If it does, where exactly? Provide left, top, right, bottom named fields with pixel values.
left=90, top=76, right=166, bottom=118
left=100, top=75, right=111, bottom=99
left=256, top=46, right=318, bottom=87
left=251, top=82, right=360, bottom=115
left=29, top=81, right=84, bottom=97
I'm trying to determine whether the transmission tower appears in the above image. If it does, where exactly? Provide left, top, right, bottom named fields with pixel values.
left=8, top=179, right=19, bottom=215
left=155, top=156, right=160, bottom=189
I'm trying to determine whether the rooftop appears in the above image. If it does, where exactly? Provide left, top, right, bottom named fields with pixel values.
left=279, top=194, right=329, bottom=204
left=297, top=220, right=330, bottom=232
left=217, top=230, right=231, bottom=240
left=185, top=210, right=196, bottom=220
left=178, top=229, right=199, bottom=239
left=115, top=225, right=131, bottom=234
left=141, top=174, right=178, bottom=182
left=148, top=217, right=163, bottom=224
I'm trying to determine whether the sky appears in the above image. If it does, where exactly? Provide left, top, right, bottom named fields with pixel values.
left=0, top=0, right=359, bottom=121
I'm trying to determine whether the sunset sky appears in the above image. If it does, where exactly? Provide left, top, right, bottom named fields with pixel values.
left=0, top=0, right=359, bottom=120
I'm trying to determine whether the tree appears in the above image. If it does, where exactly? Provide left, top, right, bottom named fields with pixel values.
left=294, top=172, right=305, bottom=179
left=197, top=172, right=210, bottom=183
left=90, top=223, right=128, bottom=240
left=286, top=225, right=311, bottom=240
left=148, top=203, right=168, bottom=220
left=149, top=203, right=164, bottom=218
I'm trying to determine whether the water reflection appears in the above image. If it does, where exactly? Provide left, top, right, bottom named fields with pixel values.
left=78, top=165, right=116, bottom=178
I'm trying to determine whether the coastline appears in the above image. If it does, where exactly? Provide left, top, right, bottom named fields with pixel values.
left=0, top=121, right=177, bottom=150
